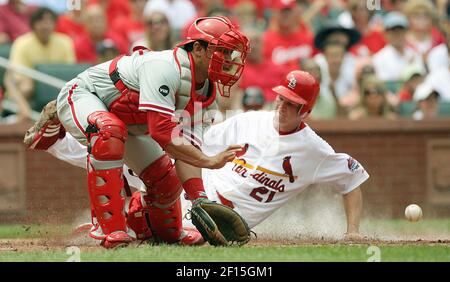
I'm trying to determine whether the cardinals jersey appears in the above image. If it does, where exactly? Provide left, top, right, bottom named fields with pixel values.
left=201, top=111, right=369, bottom=228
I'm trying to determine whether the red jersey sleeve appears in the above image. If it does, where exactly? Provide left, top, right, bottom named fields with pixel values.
left=147, top=111, right=180, bottom=148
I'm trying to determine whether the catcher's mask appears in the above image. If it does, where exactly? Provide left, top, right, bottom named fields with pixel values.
left=179, top=16, right=250, bottom=97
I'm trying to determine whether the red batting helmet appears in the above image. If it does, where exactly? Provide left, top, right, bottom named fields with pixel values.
left=272, top=70, right=320, bottom=114
left=179, top=16, right=250, bottom=97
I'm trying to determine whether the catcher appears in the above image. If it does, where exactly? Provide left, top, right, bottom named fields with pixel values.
left=27, top=70, right=369, bottom=244
left=24, top=16, right=251, bottom=248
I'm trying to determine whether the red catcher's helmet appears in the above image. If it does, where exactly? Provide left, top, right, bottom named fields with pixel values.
left=179, top=16, right=250, bottom=97
left=272, top=70, right=320, bottom=114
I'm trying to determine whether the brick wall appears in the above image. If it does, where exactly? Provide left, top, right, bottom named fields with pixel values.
left=0, top=119, right=449, bottom=224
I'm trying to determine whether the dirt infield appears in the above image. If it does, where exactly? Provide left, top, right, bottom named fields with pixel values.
left=1, top=235, right=449, bottom=254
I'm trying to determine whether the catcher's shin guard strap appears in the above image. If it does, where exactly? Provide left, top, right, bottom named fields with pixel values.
left=127, top=192, right=152, bottom=240
left=140, top=154, right=182, bottom=208
left=146, top=198, right=183, bottom=243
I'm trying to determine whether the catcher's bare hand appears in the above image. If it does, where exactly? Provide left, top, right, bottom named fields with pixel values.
left=206, top=145, right=242, bottom=169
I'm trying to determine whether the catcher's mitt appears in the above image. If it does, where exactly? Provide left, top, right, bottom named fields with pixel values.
left=189, top=198, right=251, bottom=246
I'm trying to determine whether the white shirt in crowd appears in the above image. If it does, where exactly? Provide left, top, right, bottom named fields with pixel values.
left=426, top=43, right=449, bottom=73
left=144, top=0, right=196, bottom=30
left=314, top=52, right=357, bottom=99
left=372, top=45, right=423, bottom=81
left=422, top=67, right=450, bottom=101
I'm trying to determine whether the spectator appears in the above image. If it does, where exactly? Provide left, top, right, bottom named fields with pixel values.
left=404, top=0, right=448, bottom=72
left=342, top=59, right=376, bottom=111
left=300, top=58, right=337, bottom=120
left=373, top=12, right=423, bottom=82
left=231, top=0, right=265, bottom=30
left=397, top=64, right=426, bottom=102
left=0, top=0, right=36, bottom=44
left=96, top=38, right=120, bottom=63
left=56, top=0, right=87, bottom=38
left=337, top=0, right=386, bottom=56
left=111, top=0, right=147, bottom=48
left=412, top=83, right=440, bottom=120
left=132, top=10, right=173, bottom=51
left=349, top=75, right=396, bottom=119
left=242, top=87, right=265, bottom=112
left=420, top=65, right=450, bottom=101
left=314, top=20, right=361, bottom=53
left=262, top=0, right=314, bottom=70
left=74, top=4, right=128, bottom=64
left=313, top=23, right=361, bottom=114
left=88, top=0, right=131, bottom=27
left=6, top=7, right=75, bottom=121
left=239, top=27, right=286, bottom=103
left=144, top=0, right=196, bottom=31
left=222, top=0, right=265, bottom=18
left=300, top=0, right=346, bottom=34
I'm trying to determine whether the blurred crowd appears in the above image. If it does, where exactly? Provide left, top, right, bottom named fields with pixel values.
left=0, top=0, right=449, bottom=123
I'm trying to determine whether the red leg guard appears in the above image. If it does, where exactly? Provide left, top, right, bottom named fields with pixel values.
left=140, top=154, right=183, bottom=208
left=86, top=111, right=131, bottom=238
left=126, top=191, right=204, bottom=245
left=145, top=199, right=182, bottom=243
left=140, top=154, right=183, bottom=243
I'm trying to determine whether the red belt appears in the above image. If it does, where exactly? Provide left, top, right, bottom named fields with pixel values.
left=216, top=192, right=234, bottom=209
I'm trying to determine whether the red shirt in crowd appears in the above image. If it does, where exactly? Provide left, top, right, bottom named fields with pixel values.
left=397, top=88, right=412, bottom=102
left=74, top=32, right=129, bottom=64
left=240, top=60, right=289, bottom=102
left=0, top=3, right=36, bottom=42
left=262, top=24, right=314, bottom=68
left=350, top=29, right=387, bottom=56
left=56, top=14, right=86, bottom=39
left=111, top=16, right=145, bottom=48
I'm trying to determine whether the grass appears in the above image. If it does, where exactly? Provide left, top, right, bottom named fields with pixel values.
left=0, top=224, right=73, bottom=239
left=0, top=244, right=449, bottom=262
left=0, top=219, right=449, bottom=262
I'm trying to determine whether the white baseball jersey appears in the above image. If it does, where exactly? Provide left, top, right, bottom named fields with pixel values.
left=201, top=111, right=369, bottom=228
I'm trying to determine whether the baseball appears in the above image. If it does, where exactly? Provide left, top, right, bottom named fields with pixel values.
left=405, top=204, right=423, bottom=222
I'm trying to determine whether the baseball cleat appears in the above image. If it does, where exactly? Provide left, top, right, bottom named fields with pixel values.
left=72, top=222, right=94, bottom=236
left=100, top=231, right=135, bottom=249
left=179, top=227, right=205, bottom=246
left=23, top=100, right=65, bottom=150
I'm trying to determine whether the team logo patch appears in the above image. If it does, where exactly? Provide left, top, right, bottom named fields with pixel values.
left=158, top=85, right=170, bottom=96
left=347, top=157, right=360, bottom=172
left=288, top=75, right=297, bottom=90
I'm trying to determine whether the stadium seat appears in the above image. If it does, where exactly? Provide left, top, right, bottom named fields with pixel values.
left=438, top=102, right=450, bottom=117
left=398, top=101, right=417, bottom=117
left=32, top=63, right=91, bottom=111
left=384, top=80, right=403, bottom=94
left=0, top=44, right=12, bottom=89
